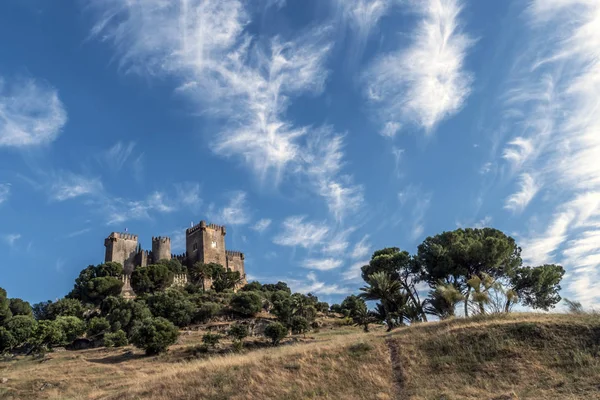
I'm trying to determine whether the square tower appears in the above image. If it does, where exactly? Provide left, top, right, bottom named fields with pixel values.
left=104, top=232, right=139, bottom=275
left=186, top=221, right=226, bottom=266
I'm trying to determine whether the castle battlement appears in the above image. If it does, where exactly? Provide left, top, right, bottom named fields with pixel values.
left=186, top=220, right=226, bottom=235
left=108, top=232, right=138, bottom=241
left=151, top=236, right=171, bottom=243
left=226, top=250, right=245, bottom=259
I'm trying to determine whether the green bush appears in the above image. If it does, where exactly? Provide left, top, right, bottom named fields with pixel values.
left=104, top=330, right=128, bottom=347
left=9, top=298, right=33, bottom=317
left=131, top=264, right=174, bottom=295
left=290, top=315, right=309, bottom=335
left=33, top=320, right=64, bottom=350
left=55, top=316, right=86, bottom=344
left=264, top=322, right=288, bottom=345
left=46, top=298, right=85, bottom=319
left=202, top=333, right=221, bottom=348
left=131, top=317, right=179, bottom=355
left=194, top=302, right=222, bottom=323
left=315, top=301, right=329, bottom=313
left=101, top=297, right=152, bottom=337
left=0, top=288, right=12, bottom=325
left=228, top=323, right=249, bottom=342
left=87, top=317, right=111, bottom=338
left=5, top=315, right=37, bottom=346
left=240, top=281, right=262, bottom=292
left=230, top=291, right=262, bottom=317
left=147, top=289, right=195, bottom=327
left=0, top=327, right=16, bottom=353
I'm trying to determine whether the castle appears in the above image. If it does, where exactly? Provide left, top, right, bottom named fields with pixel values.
left=104, top=221, right=246, bottom=297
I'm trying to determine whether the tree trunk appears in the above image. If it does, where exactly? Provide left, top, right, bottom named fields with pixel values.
left=403, top=282, right=428, bottom=322
left=464, top=288, right=471, bottom=317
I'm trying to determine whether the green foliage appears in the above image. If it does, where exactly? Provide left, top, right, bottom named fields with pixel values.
left=351, top=305, right=376, bottom=332
left=194, top=302, right=222, bottom=323
left=100, top=296, right=152, bottom=337
left=228, top=323, right=249, bottom=342
left=0, top=327, right=16, bottom=353
left=360, top=272, right=406, bottom=331
left=5, top=315, right=37, bottom=346
left=424, top=283, right=465, bottom=319
left=329, top=304, right=343, bottom=314
left=103, top=330, right=128, bottom=347
left=47, top=298, right=85, bottom=319
left=69, top=263, right=124, bottom=305
left=131, top=317, right=179, bottom=355
left=230, top=291, right=262, bottom=316
left=32, top=301, right=52, bottom=320
left=87, top=317, right=111, bottom=338
left=291, top=293, right=318, bottom=322
left=9, top=298, right=33, bottom=317
left=188, top=262, right=223, bottom=291
left=212, top=269, right=242, bottom=292
left=564, top=298, right=585, bottom=314
left=315, top=301, right=329, bottom=313
left=156, top=258, right=186, bottom=274
left=340, top=295, right=367, bottom=318
left=510, top=264, right=565, bottom=311
left=202, top=333, right=221, bottom=348
left=0, top=287, right=12, bottom=325
left=271, top=292, right=293, bottom=326
left=240, top=281, right=262, bottom=292
left=55, top=316, right=86, bottom=344
left=147, top=289, right=195, bottom=327
left=264, top=322, right=288, bottom=345
left=262, top=282, right=291, bottom=294
left=131, top=264, right=174, bottom=295
left=290, top=315, right=309, bottom=335
left=33, top=320, right=64, bottom=350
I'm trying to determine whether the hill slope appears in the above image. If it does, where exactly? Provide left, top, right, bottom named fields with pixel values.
left=1, top=313, right=599, bottom=399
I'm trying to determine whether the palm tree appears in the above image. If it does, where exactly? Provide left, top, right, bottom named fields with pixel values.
left=352, top=304, right=376, bottom=332
left=359, top=272, right=403, bottom=331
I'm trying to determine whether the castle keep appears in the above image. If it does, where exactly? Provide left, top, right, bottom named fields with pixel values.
left=104, top=221, right=246, bottom=295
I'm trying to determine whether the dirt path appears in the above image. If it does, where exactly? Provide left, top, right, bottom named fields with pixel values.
left=386, top=337, right=408, bottom=400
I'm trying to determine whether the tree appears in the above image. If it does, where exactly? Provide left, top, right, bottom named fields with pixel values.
left=131, top=264, right=174, bottom=295
left=351, top=303, right=376, bottom=332
left=508, top=264, right=565, bottom=311
left=424, top=284, right=465, bottom=319
left=212, top=269, right=242, bottom=292
left=315, top=302, right=329, bottom=313
left=271, top=291, right=294, bottom=326
left=0, top=287, right=12, bottom=325
left=194, top=302, right=222, bottom=323
left=264, top=322, right=287, bottom=345
left=104, top=330, right=128, bottom=347
left=0, top=327, right=16, bottom=353
left=5, top=316, right=37, bottom=347
left=46, top=298, right=85, bottom=319
left=228, top=323, right=249, bottom=343
left=189, top=262, right=221, bottom=291
left=241, top=281, right=262, bottom=292
left=69, top=263, right=124, bottom=305
left=230, top=291, right=262, bottom=317
left=202, top=333, right=221, bottom=348
left=9, top=298, right=33, bottom=317
left=100, top=296, right=152, bottom=337
left=147, top=290, right=195, bottom=327
left=415, top=228, right=523, bottom=317
left=87, top=317, right=111, bottom=338
left=32, top=301, right=53, bottom=321
left=131, top=317, right=179, bottom=355
left=262, top=282, right=291, bottom=294
left=32, top=320, right=65, bottom=350
left=359, top=272, right=405, bottom=331
left=340, top=295, right=367, bottom=318
left=156, top=258, right=186, bottom=274
left=290, top=316, right=309, bottom=335
left=362, top=248, right=427, bottom=322
left=291, top=293, right=317, bottom=323
left=330, top=304, right=343, bottom=314
left=55, top=316, right=86, bottom=344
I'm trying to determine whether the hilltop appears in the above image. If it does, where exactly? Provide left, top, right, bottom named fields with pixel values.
left=1, top=312, right=599, bottom=399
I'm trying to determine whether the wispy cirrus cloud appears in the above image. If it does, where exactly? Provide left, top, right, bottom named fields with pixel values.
left=252, top=218, right=272, bottom=233
left=0, top=183, right=10, bottom=205
left=0, top=76, right=67, bottom=148
left=351, top=235, right=371, bottom=259
left=501, top=0, right=600, bottom=306
left=2, top=233, right=21, bottom=248
left=273, top=216, right=329, bottom=249
left=505, top=173, right=540, bottom=213
left=103, top=141, right=136, bottom=171
left=364, top=0, right=474, bottom=136
left=50, top=172, right=103, bottom=201
left=303, top=258, right=343, bottom=271
left=288, top=272, right=350, bottom=295
left=208, top=191, right=251, bottom=226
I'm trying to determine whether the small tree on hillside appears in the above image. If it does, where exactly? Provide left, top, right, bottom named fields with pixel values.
left=290, top=316, right=309, bottom=335
left=230, top=291, right=262, bottom=317
left=0, top=288, right=12, bottom=325
left=202, top=333, right=221, bottom=348
left=264, top=322, right=287, bottom=345
left=131, top=264, right=174, bottom=295
left=228, top=323, right=249, bottom=344
left=9, top=298, right=33, bottom=317
left=131, top=317, right=179, bottom=355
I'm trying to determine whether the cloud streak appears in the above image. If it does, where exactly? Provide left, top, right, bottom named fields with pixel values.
left=364, top=0, right=473, bottom=136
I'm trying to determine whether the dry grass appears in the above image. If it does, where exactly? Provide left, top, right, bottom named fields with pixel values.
left=388, top=312, right=600, bottom=400
left=1, top=313, right=599, bottom=400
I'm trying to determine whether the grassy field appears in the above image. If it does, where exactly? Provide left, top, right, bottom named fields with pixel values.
left=1, top=313, right=599, bottom=399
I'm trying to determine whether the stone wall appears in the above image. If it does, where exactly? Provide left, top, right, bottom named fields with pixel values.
left=104, top=233, right=139, bottom=275
left=151, top=236, right=171, bottom=263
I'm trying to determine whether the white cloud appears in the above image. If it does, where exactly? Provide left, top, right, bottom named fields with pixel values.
left=288, top=272, right=350, bottom=295
left=50, top=172, right=103, bottom=201
left=505, top=173, right=540, bottom=213
left=0, top=183, right=10, bottom=205
left=273, top=216, right=329, bottom=248
left=252, top=218, right=272, bottom=233
left=104, top=141, right=136, bottom=171
left=209, top=191, right=251, bottom=226
left=365, top=0, right=473, bottom=136
left=2, top=234, right=21, bottom=248
left=101, top=191, right=176, bottom=225
left=303, top=258, right=343, bottom=271
left=343, top=259, right=369, bottom=282
left=473, top=215, right=492, bottom=229
left=175, top=182, right=202, bottom=209
left=0, top=77, right=67, bottom=147
left=65, top=228, right=92, bottom=238
left=351, top=235, right=371, bottom=259
left=397, top=185, right=431, bottom=240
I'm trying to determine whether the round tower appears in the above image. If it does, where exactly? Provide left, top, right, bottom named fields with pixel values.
left=151, top=236, right=171, bottom=263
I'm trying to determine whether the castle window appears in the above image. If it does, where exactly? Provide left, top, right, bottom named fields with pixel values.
left=211, top=240, right=217, bottom=248
left=193, top=243, right=198, bottom=251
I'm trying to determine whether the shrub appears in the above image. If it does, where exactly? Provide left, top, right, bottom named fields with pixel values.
left=104, top=330, right=128, bottom=347
left=33, top=320, right=64, bottom=350
left=131, top=317, right=179, bottom=355
left=240, top=281, right=262, bottom=292
left=147, top=289, right=195, bottom=327
left=9, top=298, right=33, bottom=317
left=264, top=322, right=288, bottom=345
left=0, top=327, right=16, bottom=353
left=290, top=316, right=309, bottom=335
left=315, top=302, right=329, bottom=313
left=87, top=317, right=111, bottom=338
left=194, top=302, right=222, bottom=323
left=0, top=288, right=12, bottom=325
left=228, top=323, right=249, bottom=342
left=131, top=264, right=174, bottom=295
left=230, top=291, right=262, bottom=317
left=46, top=298, right=85, bottom=319
left=101, top=297, right=152, bottom=337
left=55, top=316, right=86, bottom=344
left=5, top=315, right=37, bottom=346
left=202, top=333, right=221, bottom=348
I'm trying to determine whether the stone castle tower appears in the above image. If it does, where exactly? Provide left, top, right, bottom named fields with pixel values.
left=104, top=220, right=246, bottom=288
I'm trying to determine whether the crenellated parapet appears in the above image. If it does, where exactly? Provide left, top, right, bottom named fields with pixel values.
left=171, top=274, right=188, bottom=288
left=107, top=232, right=138, bottom=241
left=226, top=250, right=245, bottom=260
left=186, top=220, right=226, bottom=235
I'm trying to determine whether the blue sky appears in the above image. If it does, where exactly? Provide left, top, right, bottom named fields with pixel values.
left=1, top=0, right=598, bottom=307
